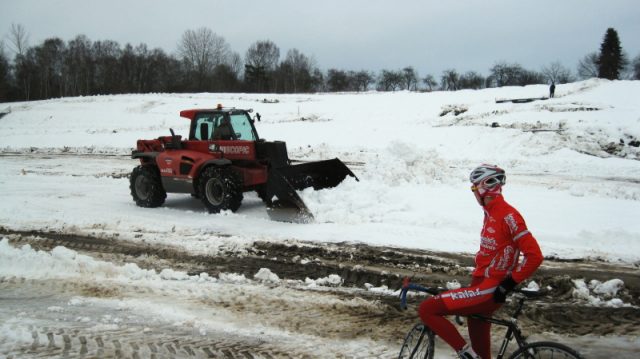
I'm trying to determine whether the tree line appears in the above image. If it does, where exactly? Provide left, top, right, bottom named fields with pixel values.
left=1, top=25, right=638, bottom=102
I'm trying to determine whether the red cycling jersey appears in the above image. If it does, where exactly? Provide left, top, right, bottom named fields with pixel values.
left=474, top=195, right=543, bottom=283
left=419, top=194, right=544, bottom=358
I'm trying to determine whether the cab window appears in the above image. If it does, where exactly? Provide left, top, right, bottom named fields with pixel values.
left=228, top=113, right=256, bottom=141
left=193, top=113, right=223, bottom=140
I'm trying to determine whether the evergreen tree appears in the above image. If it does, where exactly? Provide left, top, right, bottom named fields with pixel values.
left=597, top=28, right=625, bottom=80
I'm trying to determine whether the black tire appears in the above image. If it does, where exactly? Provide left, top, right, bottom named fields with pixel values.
left=398, top=323, right=435, bottom=359
left=130, top=165, right=166, bottom=207
left=508, top=341, right=583, bottom=359
left=198, top=166, right=243, bottom=213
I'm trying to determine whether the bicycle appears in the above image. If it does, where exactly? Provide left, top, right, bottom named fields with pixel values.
left=398, top=278, right=583, bottom=359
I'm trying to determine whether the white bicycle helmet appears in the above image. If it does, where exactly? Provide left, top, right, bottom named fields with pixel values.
left=469, top=164, right=506, bottom=188
left=469, top=164, right=506, bottom=200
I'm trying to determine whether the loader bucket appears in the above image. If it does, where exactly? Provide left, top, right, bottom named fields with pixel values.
left=276, top=158, right=358, bottom=191
left=265, top=158, right=358, bottom=223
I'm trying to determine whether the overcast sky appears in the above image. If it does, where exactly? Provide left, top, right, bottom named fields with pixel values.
left=2, top=0, right=639, bottom=77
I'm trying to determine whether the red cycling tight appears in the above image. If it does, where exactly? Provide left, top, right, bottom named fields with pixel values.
left=418, top=277, right=502, bottom=359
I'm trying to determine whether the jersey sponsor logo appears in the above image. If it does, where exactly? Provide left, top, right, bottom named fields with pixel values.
left=505, top=213, right=518, bottom=234
left=219, top=145, right=250, bottom=155
left=160, top=168, right=172, bottom=174
left=449, top=288, right=481, bottom=300
left=480, top=236, right=497, bottom=251
left=495, top=246, right=515, bottom=271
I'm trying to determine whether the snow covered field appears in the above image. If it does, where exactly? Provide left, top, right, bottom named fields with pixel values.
left=1, top=78, right=639, bottom=261
left=1, top=78, right=640, bottom=357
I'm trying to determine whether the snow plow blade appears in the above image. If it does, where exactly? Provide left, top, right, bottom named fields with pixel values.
left=265, top=158, right=358, bottom=223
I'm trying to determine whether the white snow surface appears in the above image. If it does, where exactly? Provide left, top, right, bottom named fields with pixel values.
left=1, top=78, right=639, bottom=263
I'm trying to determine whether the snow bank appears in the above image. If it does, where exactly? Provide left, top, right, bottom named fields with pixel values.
left=0, top=238, right=213, bottom=284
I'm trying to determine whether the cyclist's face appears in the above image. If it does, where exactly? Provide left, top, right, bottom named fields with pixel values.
left=471, top=184, right=488, bottom=206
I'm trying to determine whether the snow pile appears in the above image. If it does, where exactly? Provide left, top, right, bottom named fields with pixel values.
left=364, top=284, right=397, bottom=295
left=217, top=272, right=250, bottom=284
left=571, top=279, right=629, bottom=307
left=254, top=268, right=281, bottom=283
left=305, top=274, right=344, bottom=287
left=524, top=281, right=541, bottom=291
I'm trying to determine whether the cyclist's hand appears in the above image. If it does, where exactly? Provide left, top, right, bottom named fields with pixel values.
left=493, top=276, right=517, bottom=303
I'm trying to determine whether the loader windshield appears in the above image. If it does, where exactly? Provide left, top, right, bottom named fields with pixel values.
left=228, top=113, right=256, bottom=141
left=191, top=112, right=257, bottom=141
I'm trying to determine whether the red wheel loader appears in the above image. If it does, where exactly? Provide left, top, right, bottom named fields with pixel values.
left=130, top=106, right=357, bottom=222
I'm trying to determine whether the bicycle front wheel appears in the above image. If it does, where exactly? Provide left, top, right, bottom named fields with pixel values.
left=508, top=341, right=583, bottom=359
left=398, top=323, right=435, bottom=359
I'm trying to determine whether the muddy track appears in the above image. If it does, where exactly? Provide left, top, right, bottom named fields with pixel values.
left=3, top=228, right=639, bottom=340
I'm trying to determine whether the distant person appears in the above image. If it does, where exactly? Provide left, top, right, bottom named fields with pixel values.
left=417, top=164, right=543, bottom=359
left=549, top=82, right=556, bottom=98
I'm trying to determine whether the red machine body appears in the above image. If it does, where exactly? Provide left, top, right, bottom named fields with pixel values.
left=129, top=107, right=357, bottom=220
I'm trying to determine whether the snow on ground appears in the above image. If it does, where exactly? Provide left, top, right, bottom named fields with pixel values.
left=1, top=79, right=640, bottom=357
left=0, top=239, right=395, bottom=358
left=1, top=78, right=639, bottom=263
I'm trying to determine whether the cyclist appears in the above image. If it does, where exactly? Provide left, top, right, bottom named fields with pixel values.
left=418, top=164, right=543, bottom=359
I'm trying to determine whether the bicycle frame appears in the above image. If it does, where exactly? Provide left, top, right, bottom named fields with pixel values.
left=468, top=311, right=527, bottom=359
left=399, top=281, right=534, bottom=359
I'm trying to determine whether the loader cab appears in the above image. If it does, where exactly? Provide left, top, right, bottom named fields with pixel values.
left=188, top=110, right=259, bottom=142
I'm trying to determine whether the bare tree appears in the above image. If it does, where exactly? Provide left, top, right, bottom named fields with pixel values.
left=244, top=40, right=280, bottom=92
left=440, top=69, right=459, bottom=91
left=458, top=71, right=485, bottom=89
left=34, top=38, right=66, bottom=99
left=422, top=74, right=437, bottom=91
left=350, top=70, right=374, bottom=92
left=228, top=51, right=243, bottom=76
left=92, top=40, right=122, bottom=94
left=326, top=69, right=349, bottom=92
left=489, top=62, right=523, bottom=87
left=64, top=35, right=93, bottom=96
left=377, top=69, right=403, bottom=91
left=280, top=48, right=313, bottom=93
left=541, top=61, right=574, bottom=84
left=7, top=23, right=29, bottom=57
left=402, top=66, right=418, bottom=91
left=245, top=40, right=280, bottom=72
left=577, top=52, right=599, bottom=79
left=177, top=28, right=231, bottom=88
left=7, top=24, right=31, bottom=99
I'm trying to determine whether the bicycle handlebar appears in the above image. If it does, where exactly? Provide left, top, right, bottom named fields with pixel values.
left=399, top=277, right=443, bottom=310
